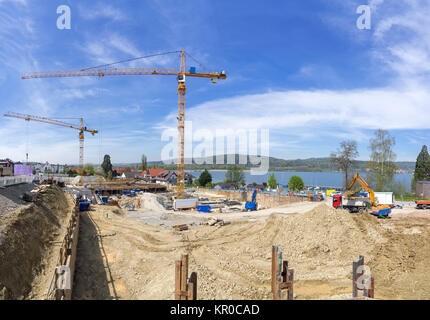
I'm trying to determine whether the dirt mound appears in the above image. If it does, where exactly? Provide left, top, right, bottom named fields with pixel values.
left=0, top=187, right=73, bottom=300
left=257, top=205, right=386, bottom=278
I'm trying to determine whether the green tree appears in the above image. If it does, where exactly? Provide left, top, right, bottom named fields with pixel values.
left=412, top=145, right=430, bottom=189
left=330, top=140, right=359, bottom=189
left=288, top=175, right=304, bottom=191
left=225, top=166, right=245, bottom=187
left=267, top=173, right=278, bottom=189
left=66, top=169, right=78, bottom=177
left=82, top=164, right=96, bottom=176
left=140, top=154, right=148, bottom=171
left=197, top=169, right=212, bottom=187
left=391, top=181, right=407, bottom=200
left=367, top=129, right=398, bottom=191
left=101, top=155, right=113, bottom=180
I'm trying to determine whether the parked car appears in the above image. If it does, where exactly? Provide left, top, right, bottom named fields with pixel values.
left=331, top=191, right=343, bottom=197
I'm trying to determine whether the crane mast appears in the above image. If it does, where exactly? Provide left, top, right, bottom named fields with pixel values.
left=21, top=50, right=226, bottom=198
left=4, top=112, right=98, bottom=168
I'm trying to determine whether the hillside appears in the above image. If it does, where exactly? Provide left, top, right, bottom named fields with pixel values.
left=115, top=155, right=416, bottom=173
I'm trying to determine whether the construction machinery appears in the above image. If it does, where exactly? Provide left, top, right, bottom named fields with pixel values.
left=4, top=112, right=98, bottom=168
left=332, top=173, right=391, bottom=218
left=245, top=189, right=258, bottom=211
left=21, top=50, right=227, bottom=199
left=308, top=193, right=324, bottom=202
left=415, top=200, right=430, bottom=210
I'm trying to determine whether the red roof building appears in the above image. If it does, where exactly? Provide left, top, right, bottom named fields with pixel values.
left=141, top=168, right=166, bottom=178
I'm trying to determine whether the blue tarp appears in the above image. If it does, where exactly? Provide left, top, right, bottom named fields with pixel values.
left=196, top=205, right=212, bottom=213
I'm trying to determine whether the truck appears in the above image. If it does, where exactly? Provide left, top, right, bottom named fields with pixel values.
left=415, top=200, right=430, bottom=210
left=332, top=173, right=391, bottom=217
left=332, top=195, right=369, bottom=213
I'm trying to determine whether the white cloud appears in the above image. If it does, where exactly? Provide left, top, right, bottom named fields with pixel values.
left=158, top=86, right=430, bottom=144
left=80, top=4, right=126, bottom=22
left=81, top=33, right=176, bottom=68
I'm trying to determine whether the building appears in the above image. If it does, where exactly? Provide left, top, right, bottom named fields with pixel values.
left=0, top=159, right=14, bottom=176
left=121, top=171, right=143, bottom=180
left=416, top=181, right=430, bottom=199
left=141, top=168, right=167, bottom=182
left=33, top=162, right=65, bottom=174
left=154, top=170, right=195, bottom=185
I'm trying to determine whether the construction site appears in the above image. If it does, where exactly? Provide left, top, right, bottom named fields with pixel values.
left=1, top=170, right=430, bottom=300
left=1, top=5, right=430, bottom=302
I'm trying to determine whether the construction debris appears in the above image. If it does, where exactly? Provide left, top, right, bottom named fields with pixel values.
left=173, top=224, right=189, bottom=231
left=206, top=218, right=230, bottom=227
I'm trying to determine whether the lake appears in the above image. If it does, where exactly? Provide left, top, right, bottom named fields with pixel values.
left=187, top=170, right=414, bottom=190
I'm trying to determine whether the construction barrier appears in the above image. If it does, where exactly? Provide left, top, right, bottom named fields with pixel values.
left=175, top=253, right=197, bottom=300
left=0, top=175, right=33, bottom=187
left=196, top=189, right=304, bottom=209
left=352, top=255, right=375, bottom=299
left=271, top=245, right=294, bottom=300
left=45, top=200, right=80, bottom=300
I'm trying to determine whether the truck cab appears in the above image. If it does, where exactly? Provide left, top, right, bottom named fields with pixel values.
left=332, top=195, right=343, bottom=208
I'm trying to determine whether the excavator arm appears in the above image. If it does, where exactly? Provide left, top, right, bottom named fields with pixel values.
left=346, top=173, right=376, bottom=206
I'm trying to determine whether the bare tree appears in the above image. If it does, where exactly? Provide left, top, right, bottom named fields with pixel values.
left=367, top=129, right=398, bottom=191
left=331, top=140, right=359, bottom=189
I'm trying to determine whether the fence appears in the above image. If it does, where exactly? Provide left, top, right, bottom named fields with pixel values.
left=45, top=200, right=80, bottom=300
left=195, top=189, right=304, bottom=209
left=0, top=175, right=33, bottom=187
left=174, top=253, right=197, bottom=300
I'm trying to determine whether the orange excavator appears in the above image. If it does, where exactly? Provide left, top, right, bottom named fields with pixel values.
left=332, top=173, right=391, bottom=218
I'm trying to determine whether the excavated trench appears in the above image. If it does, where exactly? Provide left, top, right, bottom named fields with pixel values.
left=0, top=186, right=74, bottom=300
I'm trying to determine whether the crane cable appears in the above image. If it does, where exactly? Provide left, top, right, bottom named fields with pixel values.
left=79, top=50, right=213, bottom=74
left=80, top=50, right=182, bottom=71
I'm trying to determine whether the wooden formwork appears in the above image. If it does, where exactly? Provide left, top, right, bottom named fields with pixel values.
left=175, top=253, right=197, bottom=300
left=46, top=201, right=80, bottom=300
left=353, top=255, right=375, bottom=299
left=272, top=246, right=294, bottom=300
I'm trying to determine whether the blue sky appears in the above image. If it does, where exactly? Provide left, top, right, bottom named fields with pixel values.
left=1, top=0, right=430, bottom=165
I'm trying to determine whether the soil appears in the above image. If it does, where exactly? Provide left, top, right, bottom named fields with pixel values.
left=72, top=193, right=430, bottom=300
left=0, top=183, right=35, bottom=218
left=0, top=186, right=74, bottom=300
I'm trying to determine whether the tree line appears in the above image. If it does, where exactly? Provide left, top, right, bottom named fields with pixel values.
left=330, top=128, right=430, bottom=197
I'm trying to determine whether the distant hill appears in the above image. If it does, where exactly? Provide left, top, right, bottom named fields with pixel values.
left=114, top=155, right=416, bottom=173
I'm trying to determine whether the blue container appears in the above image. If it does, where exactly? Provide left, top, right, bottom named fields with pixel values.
left=79, top=201, right=90, bottom=212
left=196, top=205, right=212, bottom=213
left=102, top=196, right=109, bottom=204
left=189, top=66, right=196, bottom=74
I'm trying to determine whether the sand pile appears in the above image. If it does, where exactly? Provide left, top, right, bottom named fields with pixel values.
left=253, top=205, right=387, bottom=279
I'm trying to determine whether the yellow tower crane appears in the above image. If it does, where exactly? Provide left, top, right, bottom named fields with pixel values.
left=21, top=50, right=227, bottom=198
left=4, top=112, right=98, bottom=168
